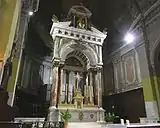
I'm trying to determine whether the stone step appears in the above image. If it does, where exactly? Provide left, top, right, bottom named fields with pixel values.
left=68, top=122, right=103, bottom=128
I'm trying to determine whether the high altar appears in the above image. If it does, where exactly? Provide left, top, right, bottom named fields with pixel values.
left=48, top=5, right=107, bottom=122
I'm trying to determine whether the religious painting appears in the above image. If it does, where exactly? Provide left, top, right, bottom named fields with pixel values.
left=124, top=56, right=136, bottom=85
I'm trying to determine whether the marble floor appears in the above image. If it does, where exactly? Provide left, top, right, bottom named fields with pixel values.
left=68, top=122, right=103, bottom=128
left=68, top=122, right=160, bottom=128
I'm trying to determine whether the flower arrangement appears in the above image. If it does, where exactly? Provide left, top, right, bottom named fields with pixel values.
left=61, top=109, right=72, bottom=122
left=61, top=109, right=72, bottom=128
left=105, top=112, right=116, bottom=123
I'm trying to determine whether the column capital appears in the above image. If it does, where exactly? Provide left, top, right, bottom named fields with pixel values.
left=88, top=67, right=102, bottom=72
left=52, top=57, right=65, bottom=67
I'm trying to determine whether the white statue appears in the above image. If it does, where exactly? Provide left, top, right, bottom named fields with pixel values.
left=75, top=73, right=82, bottom=89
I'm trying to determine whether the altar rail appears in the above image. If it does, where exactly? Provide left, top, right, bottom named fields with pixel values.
left=0, top=121, right=64, bottom=128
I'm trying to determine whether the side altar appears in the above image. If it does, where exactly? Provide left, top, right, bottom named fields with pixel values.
left=48, top=5, right=107, bottom=122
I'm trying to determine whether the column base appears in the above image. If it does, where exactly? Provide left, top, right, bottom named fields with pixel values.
left=97, top=107, right=105, bottom=122
left=7, top=91, right=14, bottom=106
left=139, top=101, right=159, bottom=123
left=144, top=101, right=159, bottom=120
left=48, top=106, right=61, bottom=122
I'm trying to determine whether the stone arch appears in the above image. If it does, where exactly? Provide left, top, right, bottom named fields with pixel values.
left=59, top=40, right=98, bottom=66
left=66, top=51, right=89, bottom=68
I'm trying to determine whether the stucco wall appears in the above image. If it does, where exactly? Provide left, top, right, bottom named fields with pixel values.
left=104, top=2, right=160, bottom=96
left=0, top=0, right=20, bottom=61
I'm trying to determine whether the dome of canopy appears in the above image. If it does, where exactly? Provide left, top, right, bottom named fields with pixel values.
left=68, top=5, right=92, bottom=18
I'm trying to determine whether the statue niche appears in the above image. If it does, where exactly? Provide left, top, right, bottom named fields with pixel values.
left=68, top=5, right=92, bottom=30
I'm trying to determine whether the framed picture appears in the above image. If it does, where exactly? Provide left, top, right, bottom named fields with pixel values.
left=124, top=56, right=136, bottom=85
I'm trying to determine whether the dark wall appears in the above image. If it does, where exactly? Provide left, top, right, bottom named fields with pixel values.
left=102, top=88, right=146, bottom=123
left=103, top=63, right=115, bottom=95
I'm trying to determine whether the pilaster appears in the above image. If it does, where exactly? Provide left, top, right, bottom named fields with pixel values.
left=138, top=45, right=159, bottom=119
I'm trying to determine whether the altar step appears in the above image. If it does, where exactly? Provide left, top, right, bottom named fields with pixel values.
left=68, top=122, right=103, bottom=128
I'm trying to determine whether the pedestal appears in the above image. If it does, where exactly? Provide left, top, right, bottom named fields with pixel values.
left=97, top=107, right=105, bottom=123
left=145, top=101, right=159, bottom=119
left=139, top=101, right=159, bottom=123
left=48, top=106, right=61, bottom=122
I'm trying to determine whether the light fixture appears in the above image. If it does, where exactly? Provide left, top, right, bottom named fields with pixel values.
left=124, top=33, right=135, bottom=44
left=28, top=11, right=34, bottom=16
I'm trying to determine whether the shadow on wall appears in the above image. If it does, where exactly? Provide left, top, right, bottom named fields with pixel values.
left=102, top=88, right=146, bottom=123
left=15, top=52, right=50, bottom=117
left=14, top=19, right=53, bottom=117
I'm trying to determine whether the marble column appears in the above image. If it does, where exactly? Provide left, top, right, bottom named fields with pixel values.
left=97, top=68, right=102, bottom=107
left=94, top=67, right=102, bottom=107
left=89, top=71, right=94, bottom=104
left=69, top=71, right=75, bottom=103
left=48, top=60, right=61, bottom=122
left=99, top=46, right=102, bottom=64
left=50, top=62, right=59, bottom=107
left=94, top=71, right=98, bottom=105
left=84, top=73, right=89, bottom=104
left=61, top=70, right=66, bottom=103
left=58, top=67, right=63, bottom=104
left=66, top=71, right=70, bottom=103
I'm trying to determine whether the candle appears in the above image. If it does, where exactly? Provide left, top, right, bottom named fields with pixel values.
left=126, top=120, right=130, bottom=125
left=120, top=119, right=124, bottom=125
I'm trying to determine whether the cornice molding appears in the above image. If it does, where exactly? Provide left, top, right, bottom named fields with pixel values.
left=129, top=0, right=160, bottom=31
left=50, top=22, right=106, bottom=46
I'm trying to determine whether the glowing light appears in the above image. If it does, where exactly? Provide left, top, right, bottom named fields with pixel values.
left=28, top=11, right=34, bottom=16
left=124, top=33, right=135, bottom=44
